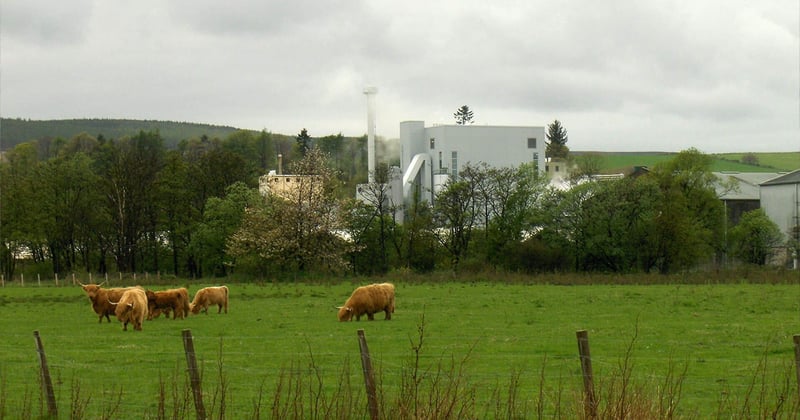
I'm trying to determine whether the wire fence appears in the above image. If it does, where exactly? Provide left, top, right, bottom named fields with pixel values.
left=2, top=277, right=799, bottom=418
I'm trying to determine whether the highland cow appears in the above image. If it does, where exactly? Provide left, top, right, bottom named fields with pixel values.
left=109, top=287, right=148, bottom=331
left=337, top=283, right=395, bottom=321
left=189, top=286, right=229, bottom=314
left=80, top=282, right=135, bottom=323
left=145, top=288, right=190, bottom=320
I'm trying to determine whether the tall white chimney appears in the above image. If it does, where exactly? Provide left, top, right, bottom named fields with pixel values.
left=363, top=86, right=378, bottom=183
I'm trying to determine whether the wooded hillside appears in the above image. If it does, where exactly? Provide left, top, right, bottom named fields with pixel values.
left=0, top=118, right=241, bottom=150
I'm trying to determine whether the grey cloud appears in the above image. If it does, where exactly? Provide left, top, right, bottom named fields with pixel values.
left=0, top=0, right=93, bottom=45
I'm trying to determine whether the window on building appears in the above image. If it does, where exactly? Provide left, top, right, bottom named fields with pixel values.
left=451, top=151, right=458, bottom=179
left=430, top=138, right=435, bottom=149
left=527, top=137, right=537, bottom=148
left=533, top=152, right=539, bottom=170
left=438, top=151, right=443, bottom=171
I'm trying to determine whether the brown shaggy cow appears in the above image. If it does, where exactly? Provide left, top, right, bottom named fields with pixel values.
left=337, top=283, right=395, bottom=321
left=145, top=288, right=190, bottom=320
left=190, top=286, right=229, bottom=314
left=109, top=287, right=148, bottom=331
left=80, top=283, right=135, bottom=323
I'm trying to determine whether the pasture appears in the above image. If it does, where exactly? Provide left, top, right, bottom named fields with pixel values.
left=587, top=151, right=800, bottom=173
left=1, top=279, right=800, bottom=418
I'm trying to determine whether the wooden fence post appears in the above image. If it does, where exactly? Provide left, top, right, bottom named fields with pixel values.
left=793, top=334, right=800, bottom=401
left=577, top=330, right=597, bottom=419
left=357, top=329, right=379, bottom=420
left=33, top=331, right=58, bottom=418
left=182, top=329, right=206, bottom=420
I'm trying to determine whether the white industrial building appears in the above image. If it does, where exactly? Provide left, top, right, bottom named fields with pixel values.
left=399, top=121, right=546, bottom=205
left=759, top=169, right=800, bottom=245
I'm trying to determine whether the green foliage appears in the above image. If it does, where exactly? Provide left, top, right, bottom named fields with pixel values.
left=571, top=152, right=605, bottom=178
left=432, top=178, right=476, bottom=274
left=646, top=149, right=726, bottom=273
left=190, top=182, right=261, bottom=277
left=1, top=114, right=791, bottom=281
left=228, top=149, right=350, bottom=274
left=729, top=209, right=784, bottom=265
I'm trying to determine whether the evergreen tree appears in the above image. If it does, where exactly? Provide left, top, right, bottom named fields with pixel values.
left=454, top=105, right=474, bottom=125
left=546, top=119, right=569, bottom=158
left=295, top=128, right=312, bottom=157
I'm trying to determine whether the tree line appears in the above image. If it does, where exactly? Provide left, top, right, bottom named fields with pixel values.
left=0, top=128, right=787, bottom=281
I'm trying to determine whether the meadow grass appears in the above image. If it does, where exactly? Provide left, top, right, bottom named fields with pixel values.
left=1, top=276, right=799, bottom=418
left=592, top=151, right=800, bottom=173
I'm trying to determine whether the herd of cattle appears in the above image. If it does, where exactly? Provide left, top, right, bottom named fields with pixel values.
left=79, top=281, right=396, bottom=331
left=80, top=283, right=229, bottom=331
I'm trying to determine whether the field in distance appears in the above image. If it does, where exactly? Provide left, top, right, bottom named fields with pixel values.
left=575, top=151, right=800, bottom=173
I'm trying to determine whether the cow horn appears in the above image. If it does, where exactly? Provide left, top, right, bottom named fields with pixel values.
left=99, top=281, right=107, bottom=287
left=108, top=298, right=119, bottom=305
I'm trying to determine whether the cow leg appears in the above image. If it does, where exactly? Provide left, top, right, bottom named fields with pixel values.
left=367, top=313, right=375, bottom=321
left=384, top=309, right=391, bottom=320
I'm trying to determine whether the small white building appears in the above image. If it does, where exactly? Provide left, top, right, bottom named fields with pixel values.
left=399, top=121, right=546, bottom=204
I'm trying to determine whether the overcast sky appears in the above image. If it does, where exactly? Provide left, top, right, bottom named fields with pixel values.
left=1, top=1, right=798, bottom=153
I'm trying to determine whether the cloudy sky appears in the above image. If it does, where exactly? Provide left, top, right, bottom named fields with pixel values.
left=1, top=1, right=798, bottom=152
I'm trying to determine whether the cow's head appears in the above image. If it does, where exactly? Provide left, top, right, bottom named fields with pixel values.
left=81, top=284, right=101, bottom=299
left=145, top=290, right=157, bottom=303
left=337, top=306, right=353, bottom=322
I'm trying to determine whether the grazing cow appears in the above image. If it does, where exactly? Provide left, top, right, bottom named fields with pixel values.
left=80, top=283, right=135, bottom=323
left=337, top=283, right=395, bottom=322
left=109, top=287, right=148, bottom=331
left=190, top=286, right=229, bottom=314
left=145, top=288, right=190, bottom=320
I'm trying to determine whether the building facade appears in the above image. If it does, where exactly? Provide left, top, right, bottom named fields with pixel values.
left=399, top=121, right=546, bottom=204
left=759, top=169, right=800, bottom=246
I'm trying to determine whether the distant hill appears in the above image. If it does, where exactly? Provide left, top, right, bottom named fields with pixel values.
left=2, top=118, right=796, bottom=172
left=0, top=118, right=242, bottom=150
left=573, top=151, right=799, bottom=173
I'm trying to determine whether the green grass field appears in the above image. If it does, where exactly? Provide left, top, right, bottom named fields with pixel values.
left=586, top=151, right=800, bottom=173
left=2, top=279, right=799, bottom=418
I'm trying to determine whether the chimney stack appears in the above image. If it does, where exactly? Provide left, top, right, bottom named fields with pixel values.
left=363, top=86, right=378, bottom=183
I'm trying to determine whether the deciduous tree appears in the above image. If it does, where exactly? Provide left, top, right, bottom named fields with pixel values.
left=228, top=148, right=349, bottom=273
left=729, top=209, right=783, bottom=265
left=433, top=177, right=476, bottom=274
